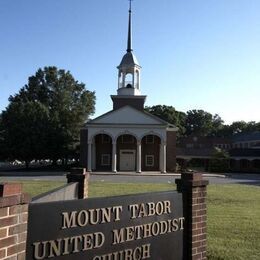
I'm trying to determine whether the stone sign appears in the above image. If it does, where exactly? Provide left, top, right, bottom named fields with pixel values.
left=26, top=191, right=184, bottom=260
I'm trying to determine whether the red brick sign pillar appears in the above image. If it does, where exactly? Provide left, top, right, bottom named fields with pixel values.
left=67, top=168, right=90, bottom=199
left=0, top=183, right=31, bottom=260
left=176, top=172, right=209, bottom=260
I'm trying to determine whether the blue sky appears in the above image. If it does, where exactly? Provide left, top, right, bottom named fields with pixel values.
left=0, top=0, right=259, bottom=124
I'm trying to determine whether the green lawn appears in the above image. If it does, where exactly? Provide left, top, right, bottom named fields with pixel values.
left=6, top=180, right=260, bottom=259
left=207, top=185, right=260, bottom=260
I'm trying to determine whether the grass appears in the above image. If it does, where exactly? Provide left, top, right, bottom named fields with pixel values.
left=5, top=180, right=260, bottom=259
left=207, top=185, right=260, bottom=260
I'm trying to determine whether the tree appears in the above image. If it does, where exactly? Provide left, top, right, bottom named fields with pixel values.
left=0, top=114, right=7, bottom=161
left=145, top=105, right=187, bottom=136
left=2, top=66, right=95, bottom=167
left=185, top=109, right=223, bottom=136
left=208, top=147, right=230, bottom=172
left=1, top=101, right=50, bottom=167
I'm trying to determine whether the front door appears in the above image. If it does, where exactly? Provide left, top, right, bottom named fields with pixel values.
left=120, top=150, right=136, bottom=171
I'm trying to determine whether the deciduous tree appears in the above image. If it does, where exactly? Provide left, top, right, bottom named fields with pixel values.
left=185, top=109, right=223, bottom=136
left=2, top=66, right=95, bottom=167
left=145, top=105, right=186, bottom=136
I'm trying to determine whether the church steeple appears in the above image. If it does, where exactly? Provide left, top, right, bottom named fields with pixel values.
left=117, top=0, right=142, bottom=96
left=127, top=0, right=132, bottom=53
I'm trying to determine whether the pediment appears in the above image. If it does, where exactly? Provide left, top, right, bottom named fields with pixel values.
left=88, top=106, right=167, bottom=125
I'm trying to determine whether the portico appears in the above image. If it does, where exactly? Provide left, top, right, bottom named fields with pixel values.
left=85, top=112, right=171, bottom=173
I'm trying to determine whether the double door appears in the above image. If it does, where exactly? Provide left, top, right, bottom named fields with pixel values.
left=119, top=150, right=136, bottom=171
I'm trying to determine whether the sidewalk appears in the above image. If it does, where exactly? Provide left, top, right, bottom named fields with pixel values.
left=0, top=170, right=226, bottom=178
left=90, top=171, right=226, bottom=178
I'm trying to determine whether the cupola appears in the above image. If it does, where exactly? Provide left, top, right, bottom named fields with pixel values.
left=117, top=0, right=141, bottom=96
left=111, top=0, right=146, bottom=111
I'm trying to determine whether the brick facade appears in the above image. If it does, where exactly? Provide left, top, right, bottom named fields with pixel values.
left=83, top=133, right=164, bottom=172
left=176, top=172, right=209, bottom=260
left=111, top=96, right=146, bottom=111
left=141, top=135, right=160, bottom=171
left=167, top=131, right=177, bottom=172
left=67, top=168, right=90, bottom=199
left=1, top=171, right=208, bottom=259
left=95, top=134, right=113, bottom=171
left=80, top=129, right=88, bottom=168
left=0, top=183, right=31, bottom=260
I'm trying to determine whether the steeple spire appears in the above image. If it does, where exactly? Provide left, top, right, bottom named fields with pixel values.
left=116, top=0, right=141, bottom=97
left=127, top=0, right=133, bottom=52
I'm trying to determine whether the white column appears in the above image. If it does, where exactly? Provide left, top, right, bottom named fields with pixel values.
left=132, top=71, right=135, bottom=88
left=112, top=141, right=117, bottom=173
left=87, top=142, right=92, bottom=172
left=160, top=142, right=166, bottom=173
left=136, top=140, right=142, bottom=173
left=122, top=72, right=126, bottom=88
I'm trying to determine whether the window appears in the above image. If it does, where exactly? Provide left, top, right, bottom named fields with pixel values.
left=102, top=135, right=110, bottom=144
left=145, top=155, right=154, bottom=167
left=145, top=135, right=154, bottom=144
left=101, top=154, right=110, bottom=166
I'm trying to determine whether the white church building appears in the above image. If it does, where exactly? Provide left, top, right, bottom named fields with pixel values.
left=80, top=3, right=177, bottom=173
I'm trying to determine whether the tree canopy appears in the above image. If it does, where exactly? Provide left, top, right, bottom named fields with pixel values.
left=1, top=66, right=95, bottom=167
left=185, top=109, right=223, bottom=136
left=145, top=105, right=187, bottom=136
left=145, top=105, right=259, bottom=139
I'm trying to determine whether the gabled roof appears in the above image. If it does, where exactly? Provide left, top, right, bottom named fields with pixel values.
left=86, top=105, right=176, bottom=127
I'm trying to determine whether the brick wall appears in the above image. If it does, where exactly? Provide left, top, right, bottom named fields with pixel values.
left=167, top=131, right=177, bottom=172
left=141, top=135, right=160, bottom=171
left=67, top=168, right=90, bottom=199
left=0, top=183, right=31, bottom=260
left=95, top=134, right=112, bottom=171
left=176, top=172, right=208, bottom=260
left=80, top=129, right=88, bottom=168
left=111, top=97, right=145, bottom=111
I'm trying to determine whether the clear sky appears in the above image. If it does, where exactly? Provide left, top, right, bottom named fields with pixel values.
left=0, top=0, right=259, bottom=124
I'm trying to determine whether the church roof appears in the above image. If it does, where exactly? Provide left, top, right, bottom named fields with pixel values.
left=118, top=52, right=140, bottom=67
left=85, top=105, right=177, bottom=129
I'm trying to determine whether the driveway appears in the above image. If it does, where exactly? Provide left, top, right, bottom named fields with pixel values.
left=0, top=171, right=260, bottom=185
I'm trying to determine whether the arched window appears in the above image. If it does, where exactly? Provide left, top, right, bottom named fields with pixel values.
left=125, top=73, right=133, bottom=88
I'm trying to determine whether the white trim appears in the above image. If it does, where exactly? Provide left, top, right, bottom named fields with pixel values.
left=88, top=105, right=169, bottom=125
left=115, top=131, right=139, bottom=142
left=145, top=155, right=154, bottom=167
left=87, top=126, right=167, bottom=145
left=90, top=131, right=113, bottom=143
left=101, top=154, right=111, bottom=166
left=87, top=124, right=169, bottom=129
